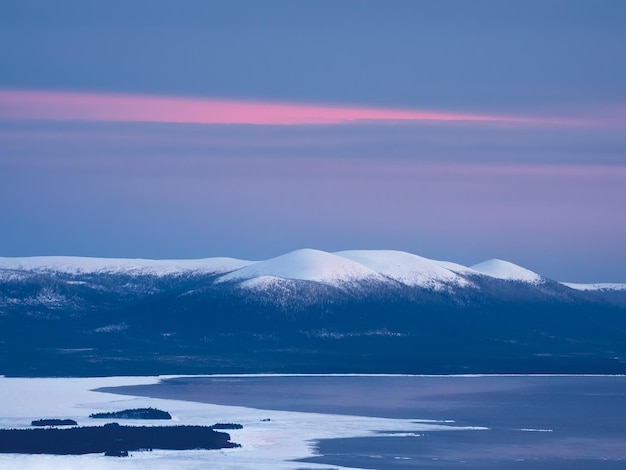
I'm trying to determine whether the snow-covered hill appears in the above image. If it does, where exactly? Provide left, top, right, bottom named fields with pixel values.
left=470, top=259, right=543, bottom=284
left=0, top=256, right=253, bottom=276
left=217, top=249, right=388, bottom=287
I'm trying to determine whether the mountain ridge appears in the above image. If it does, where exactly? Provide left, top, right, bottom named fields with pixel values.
left=2, top=249, right=621, bottom=288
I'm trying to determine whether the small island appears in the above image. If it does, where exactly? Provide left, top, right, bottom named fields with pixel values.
left=89, top=407, right=171, bottom=420
left=211, top=423, right=243, bottom=430
left=31, top=419, right=77, bottom=427
left=0, top=423, right=240, bottom=456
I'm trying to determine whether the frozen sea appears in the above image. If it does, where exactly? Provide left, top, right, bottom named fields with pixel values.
left=1, top=374, right=625, bottom=469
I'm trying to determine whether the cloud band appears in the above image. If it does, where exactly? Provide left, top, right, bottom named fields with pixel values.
left=0, top=89, right=556, bottom=126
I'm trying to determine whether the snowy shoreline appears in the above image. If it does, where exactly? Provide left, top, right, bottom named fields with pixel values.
left=0, top=375, right=487, bottom=470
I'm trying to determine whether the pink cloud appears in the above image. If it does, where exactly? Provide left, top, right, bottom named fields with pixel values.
left=0, top=89, right=573, bottom=126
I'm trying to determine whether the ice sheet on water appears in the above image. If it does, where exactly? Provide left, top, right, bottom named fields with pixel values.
left=0, top=375, right=486, bottom=470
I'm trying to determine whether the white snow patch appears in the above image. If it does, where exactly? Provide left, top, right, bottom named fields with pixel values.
left=0, top=256, right=254, bottom=277
left=94, top=323, right=128, bottom=333
left=34, top=288, right=66, bottom=306
left=470, top=259, right=542, bottom=283
left=239, top=275, right=294, bottom=290
left=562, top=282, right=626, bottom=291
left=335, top=250, right=470, bottom=289
left=217, top=249, right=387, bottom=286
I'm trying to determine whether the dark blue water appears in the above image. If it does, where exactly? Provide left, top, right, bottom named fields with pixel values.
left=101, top=375, right=626, bottom=469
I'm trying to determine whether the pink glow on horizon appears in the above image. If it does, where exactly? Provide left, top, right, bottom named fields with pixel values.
left=0, top=89, right=574, bottom=126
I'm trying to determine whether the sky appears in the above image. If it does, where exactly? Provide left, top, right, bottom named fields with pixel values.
left=1, top=0, right=625, bottom=282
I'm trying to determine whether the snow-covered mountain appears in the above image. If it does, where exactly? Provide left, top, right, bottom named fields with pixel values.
left=150, top=249, right=553, bottom=289
left=3, top=248, right=623, bottom=315
left=0, top=250, right=617, bottom=294
left=1, top=249, right=626, bottom=376
left=0, top=256, right=253, bottom=276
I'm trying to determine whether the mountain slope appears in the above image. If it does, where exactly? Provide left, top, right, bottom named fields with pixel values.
left=334, top=250, right=471, bottom=289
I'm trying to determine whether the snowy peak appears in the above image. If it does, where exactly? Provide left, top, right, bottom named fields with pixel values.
left=0, top=256, right=253, bottom=276
left=217, top=248, right=387, bottom=286
left=470, top=259, right=542, bottom=283
left=334, top=250, right=470, bottom=289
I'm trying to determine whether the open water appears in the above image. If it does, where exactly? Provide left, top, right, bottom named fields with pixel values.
left=104, top=375, right=626, bottom=469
